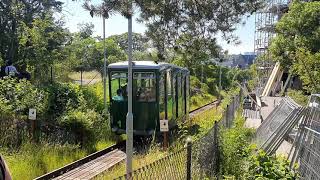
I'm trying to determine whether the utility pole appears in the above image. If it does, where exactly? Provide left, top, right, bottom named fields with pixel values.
left=126, top=0, right=134, bottom=178
left=219, top=63, right=222, bottom=101
left=201, top=63, right=204, bottom=84
left=103, top=17, right=107, bottom=111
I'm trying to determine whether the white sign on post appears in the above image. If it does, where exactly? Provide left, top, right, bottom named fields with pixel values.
left=28, top=109, right=37, bottom=120
left=160, top=120, right=169, bottom=132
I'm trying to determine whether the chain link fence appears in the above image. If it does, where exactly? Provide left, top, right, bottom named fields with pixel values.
left=0, top=117, right=77, bottom=148
left=289, top=94, right=320, bottom=179
left=114, top=95, right=241, bottom=179
left=220, top=96, right=241, bottom=128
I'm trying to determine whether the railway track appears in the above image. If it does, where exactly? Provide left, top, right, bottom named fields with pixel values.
left=189, top=100, right=219, bottom=118
left=34, top=100, right=219, bottom=180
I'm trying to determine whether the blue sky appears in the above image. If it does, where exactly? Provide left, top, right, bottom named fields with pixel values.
left=58, top=0, right=255, bottom=54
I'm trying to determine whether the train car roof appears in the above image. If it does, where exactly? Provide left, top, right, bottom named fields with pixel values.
left=108, top=61, right=188, bottom=72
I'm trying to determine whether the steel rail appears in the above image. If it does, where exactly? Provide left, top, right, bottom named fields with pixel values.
left=34, top=141, right=126, bottom=180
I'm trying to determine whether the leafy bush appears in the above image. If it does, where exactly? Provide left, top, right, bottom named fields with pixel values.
left=0, top=77, right=47, bottom=119
left=220, top=115, right=255, bottom=178
left=244, top=150, right=299, bottom=179
left=46, top=82, right=86, bottom=118
left=58, top=109, right=102, bottom=148
left=287, top=89, right=309, bottom=106
left=82, top=83, right=105, bottom=112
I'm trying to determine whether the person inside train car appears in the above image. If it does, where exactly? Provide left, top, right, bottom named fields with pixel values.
left=113, top=89, right=124, bottom=101
left=120, top=83, right=128, bottom=99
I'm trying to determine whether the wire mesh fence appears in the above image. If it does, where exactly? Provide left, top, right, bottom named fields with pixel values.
left=191, top=122, right=220, bottom=179
left=0, top=117, right=77, bottom=148
left=114, top=95, right=241, bottom=179
left=115, top=147, right=188, bottom=180
left=0, top=117, right=28, bottom=148
left=220, top=95, right=241, bottom=128
left=289, top=94, right=320, bottom=179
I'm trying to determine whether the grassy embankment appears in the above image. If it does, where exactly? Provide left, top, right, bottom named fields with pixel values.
left=1, top=140, right=115, bottom=180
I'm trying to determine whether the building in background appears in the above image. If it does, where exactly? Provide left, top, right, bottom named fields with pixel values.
left=220, top=52, right=256, bottom=69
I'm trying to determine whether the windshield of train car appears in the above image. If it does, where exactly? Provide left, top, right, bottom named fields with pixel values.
left=134, top=72, right=156, bottom=102
left=110, top=72, right=127, bottom=101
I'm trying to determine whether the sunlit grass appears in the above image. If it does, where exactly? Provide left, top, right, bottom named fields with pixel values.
left=2, top=143, right=87, bottom=180
left=95, top=140, right=116, bottom=151
left=68, top=70, right=102, bottom=81
left=1, top=139, right=116, bottom=180
left=190, top=93, right=216, bottom=111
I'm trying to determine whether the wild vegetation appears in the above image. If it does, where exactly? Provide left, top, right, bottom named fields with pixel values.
left=0, top=0, right=287, bottom=179
left=269, top=1, right=320, bottom=93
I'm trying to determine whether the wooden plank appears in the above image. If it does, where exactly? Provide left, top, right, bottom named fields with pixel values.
left=57, top=150, right=121, bottom=179
left=52, top=149, right=126, bottom=180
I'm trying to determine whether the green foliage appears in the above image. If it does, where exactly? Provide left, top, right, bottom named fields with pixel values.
left=63, top=36, right=126, bottom=75
left=108, top=32, right=150, bottom=52
left=0, top=0, right=63, bottom=63
left=58, top=109, right=102, bottom=148
left=18, top=14, right=68, bottom=84
left=244, top=151, right=299, bottom=179
left=287, top=89, right=309, bottom=106
left=82, top=83, right=105, bottom=112
left=78, top=22, right=94, bottom=39
left=220, top=115, right=255, bottom=178
left=0, top=54, right=3, bottom=66
left=46, top=82, right=86, bottom=118
left=292, top=49, right=320, bottom=92
left=270, top=1, right=320, bottom=93
left=0, top=77, right=47, bottom=118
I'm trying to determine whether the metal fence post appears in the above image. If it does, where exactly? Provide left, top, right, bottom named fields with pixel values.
left=225, top=105, right=229, bottom=128
left=214, top=121, right=220, bottom=177
left=186, top=138, right=192, bottom=180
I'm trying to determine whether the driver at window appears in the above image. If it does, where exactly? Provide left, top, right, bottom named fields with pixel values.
left=113, top=89, right=124, bottom=101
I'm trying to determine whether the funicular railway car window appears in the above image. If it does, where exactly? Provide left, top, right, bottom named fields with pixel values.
left=178, top=72, right=183, bottom=117
left=134, top=72, right=156, bottom=102
left=167, top=70, right=173, bottom=121
left=159, top=72, right=165, bottom=120
left=111, top=72, right=128, bottom=100
left=172, top=72, right=177, bottom=118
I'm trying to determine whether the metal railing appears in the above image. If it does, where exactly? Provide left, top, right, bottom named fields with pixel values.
left=288, top=95, right=320, bottom=179
left=254, top=97, right=301, bottom=154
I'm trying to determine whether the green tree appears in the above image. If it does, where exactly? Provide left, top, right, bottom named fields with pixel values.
left=83, top=0, right=262, bottom=62
left=136, top=0, right=262, bottom=60
left=0, top=0, right=63, bottom=63
left=78, top=22, right=95, bottom=39
left=108, top=32, right=149, bottom=52
left=63, top=35, right=126, bottom=74
left=18, top=14, right=69, bottom=84
left=269, top=1, right=320, bottom=92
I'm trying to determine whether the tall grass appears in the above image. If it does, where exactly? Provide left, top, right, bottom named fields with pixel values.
left=68, top=70, right=102, bottom=81
left=2, top=143, right=87, bottom=180
left=0, top=139, right=116, bottom=180
left=190, top=93, right=216, bottom=111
